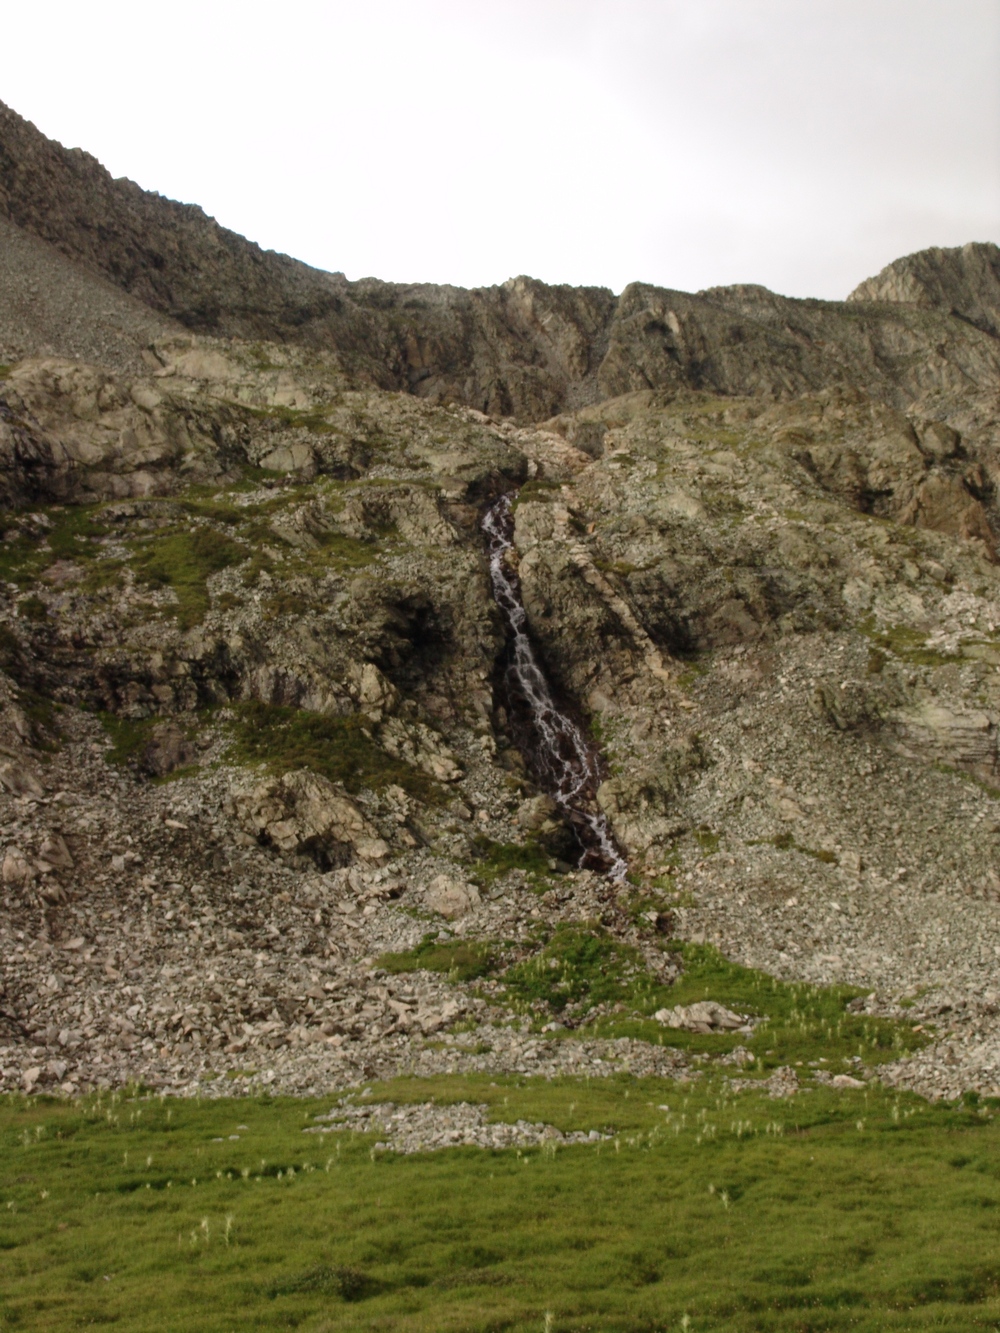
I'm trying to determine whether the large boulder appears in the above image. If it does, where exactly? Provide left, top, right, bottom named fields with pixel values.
left=231, top=769, right=389, bottom=868
left=423, top=874, right=480, bottom=919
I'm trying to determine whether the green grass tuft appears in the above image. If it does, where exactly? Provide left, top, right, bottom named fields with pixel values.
left=470, top=836, right=552, bottom=884
left=227, top=701, right=443, bottom=803
left=502, top=926, right=644, bottom=1015
left=131, top=528, right=246, bottom=629
left=378, top=934, right=497, bottom=982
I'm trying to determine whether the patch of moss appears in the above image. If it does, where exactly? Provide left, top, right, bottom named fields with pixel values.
left=501, top=925, right=646, bottom=1015
left=593, top=558, right=638, bottom=577
left=98, top=714, right=163, bottom=767
left=511, top=479, right=562, bottom=508
left=378, top=934, right=496, bottom=982
left=227, top=702, right=443, bottom=803
left=18, top=688, right=63, bottom=751
left=131, top=527, right=246, bottom=629
left=749, top=832, right=838, bottom=864
left=675, top=660, right=708, bottom=691
left=470, top=836, right=552, bottom=885
left=261, top=589, right=325, bottom=619
left=241, top=403, right=340, bottom=435
left=933, top=762, right=1000, bottom=802
left=692, top=825, right=720, bottom=855
left=865, top=621, right=961, bottom=668
left=16, top=594, right=47, bottom=622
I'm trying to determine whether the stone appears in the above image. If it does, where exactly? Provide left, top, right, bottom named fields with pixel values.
left=141, top=723, right=197, bottom=778
left=2, top=845, right=32, bottom=885
left=830, top=1074, right=866, bottom=1089
left=0, top=760, right=44, bottom=797
left=38, top=834, right=73, bottom=871
left=654, top=1002, right=748, bottom=1033
left=231, top=770, right=389, bottom=868
left=423, top=875, right=480, bottom=919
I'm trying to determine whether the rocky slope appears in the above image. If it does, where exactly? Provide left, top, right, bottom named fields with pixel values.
left=2, top=104, right=1000, bottom=1106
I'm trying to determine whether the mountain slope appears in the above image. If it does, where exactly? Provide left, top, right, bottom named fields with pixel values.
left=1, top=102, right=1000, bottom=1109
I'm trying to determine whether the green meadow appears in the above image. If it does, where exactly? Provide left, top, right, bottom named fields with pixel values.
left=2, top=1071, right=1000, bottom=1332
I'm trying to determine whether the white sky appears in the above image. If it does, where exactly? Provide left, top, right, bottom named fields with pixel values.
left=3, top=0, right=999, bottom=298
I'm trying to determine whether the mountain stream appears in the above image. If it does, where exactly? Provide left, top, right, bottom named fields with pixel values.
left=482, top=493, right=628, bottom=880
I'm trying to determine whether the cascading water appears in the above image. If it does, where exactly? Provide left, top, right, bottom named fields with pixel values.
left=482, top=493, right=628, bottom=881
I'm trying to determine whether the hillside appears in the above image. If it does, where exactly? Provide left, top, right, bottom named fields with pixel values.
left=0, top=104, right=999, bottom=1116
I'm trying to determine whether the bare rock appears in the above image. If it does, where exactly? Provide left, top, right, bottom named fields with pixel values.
left=2, top=845, right=33, bottom=885
left=141, top=722, right=197, bottom=778
left=232, top=769, right=389, bottom=867
left=423, top=874, right=480, bottom=919
left=654, top=1001, right=748, bottom=1033
left=0, top=759, right=44, bottom=797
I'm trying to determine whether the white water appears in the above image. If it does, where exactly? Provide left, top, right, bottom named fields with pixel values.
left=482, top=494, right=628, bottom=880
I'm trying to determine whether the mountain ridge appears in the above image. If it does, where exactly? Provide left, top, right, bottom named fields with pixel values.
left=3, top=98, right=999, bottom=426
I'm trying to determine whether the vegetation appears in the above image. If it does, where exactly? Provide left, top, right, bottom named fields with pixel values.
left=378, top=934, right=496, bottom=983
left=227, top=701, right=443, bottom=803
left=470, top=836, right=553, bottom=885
left=0, top=504, right=110, bottom=587
left=131, top=527, right=246, bottom=629
left=97, top=712, right=157, bottom=767
left=751, top=832, right=839, bottom=865
left=502, top=926, right=645, bottom=1015
left=2, top=1075, right=1000, bottom=1331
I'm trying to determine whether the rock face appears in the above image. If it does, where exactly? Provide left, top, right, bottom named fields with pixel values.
left=6, top=101, right=1000, bottom=1106
left=848, top=241, right=1000, bottom=339
left=232, top=771, right=390, bottom=867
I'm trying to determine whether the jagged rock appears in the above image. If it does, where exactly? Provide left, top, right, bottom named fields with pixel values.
left=0, top=759, right=44, bottom=797
left=654, top=1002, right=749, bottom=1033
left=2, top=845, right=32, bottom=885
left=890, top=700, right=999, bottom=782
left=37, top=834, right=73, bottom=871
left=141, top=722, right=197, bottom=778
left=377, top=717, right=462, bottom=782
left=848, top=241, right=1000, bottom=339
left=231, top=770, right=389, bottom=867
left=347, top=662, right=400, bottom=720
left=516, top=794, right=558, bottom=830
left=423, top=874, right=480, bottom=919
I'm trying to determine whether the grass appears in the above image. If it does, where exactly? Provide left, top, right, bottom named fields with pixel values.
left=750, top=832, right=839, bottom=865
left=0, top=505, right=111, bottom=587
left=374, top=929, right=927, bottom=1072
left=863, top=621, right=962, bottom=668
left=378, top=934, right=496, bottom=982
left=472, top=935, right=929, bottom=1068
left=2, top=1077, right=1000, bottom=1331
left=227, top=701, right=444, bottom=803
left=470, top=836, right=553, bottom=886
left=130, top=528, right=246, bottom=629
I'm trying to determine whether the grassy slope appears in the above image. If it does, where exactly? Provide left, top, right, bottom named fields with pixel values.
left=2, top=1076, right=999, bottom=1332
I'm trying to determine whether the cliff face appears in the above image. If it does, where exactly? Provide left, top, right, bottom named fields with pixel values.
left=848, top=241, right=1000, bottom=339
left=3, top=99, right=1000, bottom=428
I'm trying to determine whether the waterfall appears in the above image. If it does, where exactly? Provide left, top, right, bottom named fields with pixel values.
left=482, top=493, right=628, bottom=880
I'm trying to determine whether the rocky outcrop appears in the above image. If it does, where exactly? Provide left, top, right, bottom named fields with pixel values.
left=231, top=769, right=389, bottom=866
left=848, top=241, right=1000, bottom=339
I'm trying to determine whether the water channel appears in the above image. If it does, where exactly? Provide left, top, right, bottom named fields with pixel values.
left=482, top=493, right=628, bottom=880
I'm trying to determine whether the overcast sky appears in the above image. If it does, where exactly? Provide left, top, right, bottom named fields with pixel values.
left=3, top=1, right=999, bottom=298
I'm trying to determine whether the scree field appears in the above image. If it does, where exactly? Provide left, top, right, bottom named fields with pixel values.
left=2, top=1071, right=1000, bottom=1332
